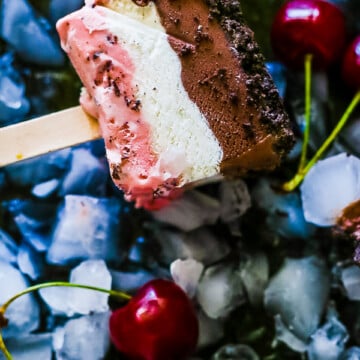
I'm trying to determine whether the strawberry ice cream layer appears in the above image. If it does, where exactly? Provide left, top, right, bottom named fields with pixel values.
left=57, top=5, right=222, bottom=208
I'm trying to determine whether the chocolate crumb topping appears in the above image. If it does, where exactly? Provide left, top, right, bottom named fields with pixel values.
left=154, top=0, right=294, bottom=175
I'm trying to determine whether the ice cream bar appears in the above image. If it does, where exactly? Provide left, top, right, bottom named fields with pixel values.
left=57, top=0, right=294, bottom=208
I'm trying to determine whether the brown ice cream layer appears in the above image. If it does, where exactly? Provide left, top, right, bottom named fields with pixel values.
left=134, top=0, right=294, bottom=175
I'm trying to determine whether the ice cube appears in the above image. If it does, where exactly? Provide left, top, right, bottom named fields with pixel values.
left=6, top=199, right=57, bottom=252
left=32, top=179, right=60, bottom=198
left=53, top=312, right=110, bottom=360
left=47, top=195, right=123, bottom=265
left=49, top=0, right=83, bottom=23
left=301, top=153, right=360, bottom=226
left=0, top=261, right=40, bottom=338
left=110, top=268, right=156, bottom=293
left=4, top=148, right=71, bottom=188
left=0, top=229, right=18, bottom=264
left=219, top=179, right=251, bottom=223
left=341, top=347, right=360, bottom=360
left=69, top=259, right=111, bottom=314
left=274, top=314, right=308, bottom=352
left=340, top=265, right=360, bottom=300
left=252, top=178, right=316, bottom=239
left=59, top=147, right=108, bottom=197
left=211, top=344, right=260, bottom=360
left=150, top=190, right=220, bottom=231
left=264, top=257, right=330, bottom=343
left=266, top=61, right=287, bottom=98
left=196, top=262, right=246, bottom=319
left=17, top=243, right=44, bottom=280
left=0, top=53, right=30, bottom=126
left=170, top=258, right=204, bottom=298
left=127, top=236, right=151, bottom=264
left=0, top=0, right=65, bottom=66
left=197, top=309, right=224, bottom=349
left=239, top=252, right=269, bottom=306
left=40, top=260, right=111, bottom=316
left=153, top=227, right=230, bottom=266
left=286, top=71, right=329, bottom=151
left=0, top=333, right=52, bottom=360
left=307, top=316, right=349, bottom=360
left=341, top=116, right=360, bottom=157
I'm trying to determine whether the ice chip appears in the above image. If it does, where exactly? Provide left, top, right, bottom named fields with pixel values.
left=211, top=343, right=260, bottom=360
left=32, top=179, right=60, bottom=198
left=49, top=0, right=83, bottom=23
left=196, top=262, right=246, bottom=319
left=340, top=265, right=360, bottom=300
left=266, top=61, right=286, bottom=98
left=69, top=259, right=111, bottom=314
left=151, top=190, right=220, bottom=231
left=307, top=316, right=349, bottom=360
left=239, top=252, right=269, bottom=306
left=197, top=309, right=224, bottom=349
left=128, top=236, right=150, bottom=264
left=0, top=333, right=53, bottom=360
left=53, top=312, right=110, bottom=360
left=170, top=258, right=204, bottom=298
left=274, top=314, right=308, bottom=352
left=0, top=229, right=18, bottom=264
left=266, top=61, right=287, bottom=98
left=264, top=257, right=330, bottom=343
left=286, top=71, right=329, bottom=151
left=47, top=195, right=123, bottom=265
left=341, top=347, right=360, bottom=360
left=0, top=261, right=40, bottom=338
left=301, top=153, right=360, bottom=226
left=40, top=260, right=111, bottom=316
left=59, top=147, right=108, bottom=196
left=0, top=0, right=65, bottom=66
left=6, top=199, right=57, bottom=252
left=252, top=178, right=316, bottom=239
left=110, top=269, right=156, bottom=293
left=17, top=243, right=44, bottom=280
left=4, top=148, right=71, bottom=188
left=0, top=53, right=30, bottom=126
left=219, top=179, right=251, bottom=223
left=153, top=227, right=230, bottom=266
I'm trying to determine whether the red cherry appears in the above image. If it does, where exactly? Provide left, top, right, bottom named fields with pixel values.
left=271, top=0, right=346, bottom=69
left=342, top=35, right=360, bottom=90
left=109, top=279, right=199, bottom=360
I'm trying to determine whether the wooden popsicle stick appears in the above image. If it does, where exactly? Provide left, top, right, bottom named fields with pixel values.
left=0, top=106, right=101, bottom=167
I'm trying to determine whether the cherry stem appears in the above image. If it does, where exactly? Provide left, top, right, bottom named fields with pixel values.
left=283, top=90, right=360, bottom=191
left=0, top=281, right=131, bottom=314
left=298, top=53, right=313, bottom=171
left=0, top=333, right=12, bottom=360
left=0, top=281, right=132, bottom=360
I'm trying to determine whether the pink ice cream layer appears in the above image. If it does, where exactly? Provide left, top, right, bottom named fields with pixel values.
left=57, top=7, right=182, bottom=208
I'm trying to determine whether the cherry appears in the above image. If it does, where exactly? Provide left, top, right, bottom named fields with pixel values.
left=109, top=279, right=199, bottom=360
left=342, top=35, right=360, bottom=90
left=271, top=0, right=346, bottom=69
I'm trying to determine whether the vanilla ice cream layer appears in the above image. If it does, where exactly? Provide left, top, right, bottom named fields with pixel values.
left=57, top=4, right=222, bottom=207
